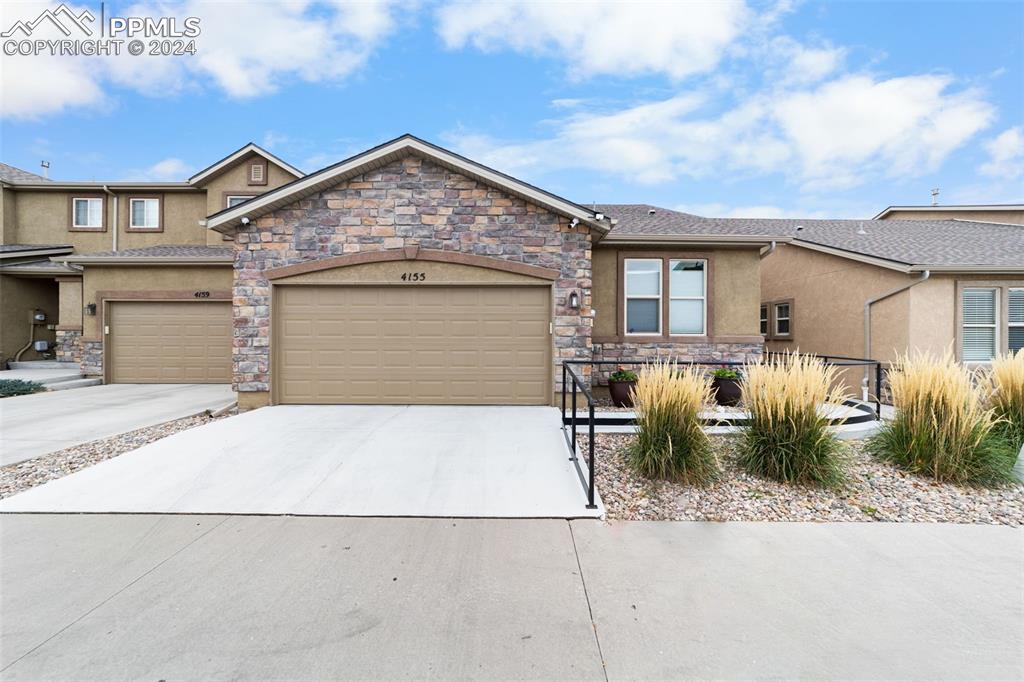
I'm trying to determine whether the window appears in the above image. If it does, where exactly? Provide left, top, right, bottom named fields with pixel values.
left=624, top=259, right=661, bottom=334
left=248, top=161, right=267, bottom=186
left=774, top=302, right=792, bottom=337
left=226, top=195, right=253, bottom=208
left=962, top=288, right=998, bottom=362
left=1009, top=289, right=1024, bottom=354
left=129, top=197, right=160, bottom=230
left=72, top=197, right=103, bottom=229
left=760, top=304, right=769, bottom=336
left=668, top=259, right=705, bottom=335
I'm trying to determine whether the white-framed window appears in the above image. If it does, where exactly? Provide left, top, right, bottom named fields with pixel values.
left=760, top=304, right=769, bottom=336
left=624, top=258, right=661, bottom=335
left=226, top=195, right=252, bottom=208
left=774, top=302, right=792, bottom=337
left=962, top=288, right=998, bottom=362
left=668, top=259, right=706, bottom=335
left=1009, top=288, right=1024, bottom=354
left=72, top=197, right=103, bottom=229
left=129, top=198, right=160, bottom=229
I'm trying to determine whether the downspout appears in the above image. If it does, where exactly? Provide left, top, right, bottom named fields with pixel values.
left=759, top=240, right=777, bottom=259
left=102, top=185, right=117, bottom=250
left=863, top=269, right=930, bottom=400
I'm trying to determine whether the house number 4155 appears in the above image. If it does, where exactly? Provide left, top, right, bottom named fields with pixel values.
left=400, top=272, right=426, bottom=282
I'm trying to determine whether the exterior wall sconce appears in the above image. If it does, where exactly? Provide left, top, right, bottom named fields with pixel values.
left=84, top=303, right=97, bottom=316
left=567, top=291, right=580, bottom=310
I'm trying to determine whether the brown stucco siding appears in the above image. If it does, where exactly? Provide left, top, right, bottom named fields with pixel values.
left=0, top=274, right=58, bottom=363
left=118, top=193, right=207, bottom=248
left=232, top=154, right=593, bottom=399
left=880, top=209, right=1023, bottom=224
left=200, top=156, right=300, bottom=246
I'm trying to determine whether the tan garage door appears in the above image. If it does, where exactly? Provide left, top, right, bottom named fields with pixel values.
left=276, top=285, right=550, bottom=404
left=109, top=301, right=231, bottom=383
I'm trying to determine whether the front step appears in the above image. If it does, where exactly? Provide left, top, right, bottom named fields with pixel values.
left=47, top=377, right=102, bottom=391
left=7, top=361, right=80, bottom=371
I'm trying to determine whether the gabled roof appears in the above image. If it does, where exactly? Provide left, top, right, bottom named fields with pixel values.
left=0, top=163, right=53, bottom=184
left=189, top=143, right=304, bottom=186
left=872, top=203, right=1024, bottom=219
left=205, top=134, right=613, bottom=234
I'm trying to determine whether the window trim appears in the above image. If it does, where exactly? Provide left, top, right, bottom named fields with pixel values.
left=667, top=258, right=707, bottom=337
left=614, top=251, right=714, bottom=342
left=759, top=303, right=769, bottom=337
left=247, top=160, right=268, bottom=186
left=223, top=192, right=259, bottom=209
left=67, top=194, right=106, bottom=232
left=125, top=195, right=164, bottom=232
left=955, top=280, right=1024, bottom=364
left=623, top=258, right=663, bottom=336
left=1010, top=288, right=1024, bottom=355
left=960, top=286, right=999, bottom=363
left=773, top=300, right=793, bottom=339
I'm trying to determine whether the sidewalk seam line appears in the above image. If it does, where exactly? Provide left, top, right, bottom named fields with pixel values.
left=0, top=515, right=232, bottom=673
left=569, top=520, right=609, bottom=682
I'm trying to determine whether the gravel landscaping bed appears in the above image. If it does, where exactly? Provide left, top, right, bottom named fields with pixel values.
left=0, top=412, right=226, bottom=499
left=593, top=434, right=1024, bottom=526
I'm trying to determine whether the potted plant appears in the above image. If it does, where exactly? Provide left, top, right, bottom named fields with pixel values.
left=710, top=367, right=742, bottom=406
left=608, top=367, right=639, bottom=408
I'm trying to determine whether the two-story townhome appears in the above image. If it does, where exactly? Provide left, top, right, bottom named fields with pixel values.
left=0, top=145, right=303, bottom=380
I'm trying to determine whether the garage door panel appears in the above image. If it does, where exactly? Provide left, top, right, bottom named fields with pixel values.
left=277, top=285, right=549, bottom=404
left=109, top=301, right=231, bottom=384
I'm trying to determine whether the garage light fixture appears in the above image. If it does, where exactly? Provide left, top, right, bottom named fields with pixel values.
left=567, top=291, right=580, bottom=310
left=84, top=303, right=97, bottom=316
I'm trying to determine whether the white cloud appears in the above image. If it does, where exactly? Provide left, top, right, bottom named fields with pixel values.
left=979, top=126, right=1024, bottom=180
left=0, top=1, right=400, bottom=119
left=766, top=37, right=846, bottom=85
left=445, top=74, right=993, bottom=192
left=118, top=157, right=191, bottom=181
left=435, top=0, right=751, bottom=80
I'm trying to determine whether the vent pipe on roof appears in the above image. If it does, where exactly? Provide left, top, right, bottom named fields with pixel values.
left=931, top=188, right=940, bottom=206
left=40, top=161, right=49, bottom=178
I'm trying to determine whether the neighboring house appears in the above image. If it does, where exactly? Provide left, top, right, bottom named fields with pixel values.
left=874, top=204, right=1023, bottom=225
left=0, top=144, right=303, bottom=370
left=759, top=216, right=1024, bottom=393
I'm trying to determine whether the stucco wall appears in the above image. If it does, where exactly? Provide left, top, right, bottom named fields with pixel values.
left=233, top=154, right=592, bottom=403
left=880, top=209, right=1023, bottom=224
left=201, top=156, right=299, bottom=246
left=12, top=191, right=111, bottom=252
left=760, top=243, right=913, bottom=363
left=117, top=192, right=208, bottom=249
left=0, top=275, right=58, bottom=363
left=57, top=277, right=83, bottom=328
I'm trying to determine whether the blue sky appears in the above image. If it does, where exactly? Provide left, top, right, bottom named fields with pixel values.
left=1, top=0, right=1021, bottom=219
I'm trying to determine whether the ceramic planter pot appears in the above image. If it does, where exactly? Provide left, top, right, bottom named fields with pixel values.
left=712, top=376, right=742, bottom=406
left=608, top=379, right=637, bottom=408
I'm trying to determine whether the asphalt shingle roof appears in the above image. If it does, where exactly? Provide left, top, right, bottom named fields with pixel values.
left=0, top=243, right=72, bottom=254
left=0, top=163, right=52, bottom=184
left=67, top=245, right=233, bottom=259
left=599, top=203, right=1024, bottom=268
left=0, top=259, right=81, bottom=274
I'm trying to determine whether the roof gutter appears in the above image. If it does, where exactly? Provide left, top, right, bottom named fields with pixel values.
left=55, top=256, right=232, bottom=265
left=600, top=234, right=792, bottom=247
left=759, top=240, right=777, bottom=259
left=863, top=269, right=930, bottom=398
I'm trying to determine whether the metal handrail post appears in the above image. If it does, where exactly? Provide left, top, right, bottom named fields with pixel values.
left=587, top=400, right=596, bottom=508
left=570, top=379, right=577, bottom=460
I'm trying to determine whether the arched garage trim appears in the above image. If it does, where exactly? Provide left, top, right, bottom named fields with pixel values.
left=265, top=247, right=561, bottom=282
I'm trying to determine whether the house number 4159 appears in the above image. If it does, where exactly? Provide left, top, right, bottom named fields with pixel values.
left=400, top=272, right=427, bottom=282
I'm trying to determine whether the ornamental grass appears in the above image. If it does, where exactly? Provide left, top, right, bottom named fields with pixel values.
left=867, top=350, right=1016, bottom=486
left=987, top=349, right=1024, bottom=454
left=628, top=360, right=718, bottom=485
left=738, top=352, right=848, bottom=487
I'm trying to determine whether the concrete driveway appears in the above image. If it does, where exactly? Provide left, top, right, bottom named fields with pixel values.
left=0, top=405, right=601, bottom=518
left=1, top=516, right=1019, bottom=680
left=0, top=384, right=235, bottom=466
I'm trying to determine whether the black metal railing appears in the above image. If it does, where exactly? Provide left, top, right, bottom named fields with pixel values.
left=558, top=354, right=884, bottom=509
left=561, top=362, right=598, bottom=509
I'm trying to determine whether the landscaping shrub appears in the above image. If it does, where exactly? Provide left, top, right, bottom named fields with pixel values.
left=867, top=350, right=1016, bottom=485
left=0, top=379, right=46, bottom=398
left=628, top=360, right=718, bottom=484
left=738, top=352, right=847, bottom=487
left=987, top=349, right=1024, bottom=453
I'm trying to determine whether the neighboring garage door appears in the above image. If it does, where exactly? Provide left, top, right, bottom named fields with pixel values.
left=276, top=285, right=550, bottom=405
left=108, top=301, right=231, bottom=383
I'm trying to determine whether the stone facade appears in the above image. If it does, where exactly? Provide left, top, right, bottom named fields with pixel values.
left=591, top=340, right=763, bottom=384
left=81, top=339, right=103, bottom=376
left=53, top=329, right=82, bottom=364
left=232, top=155, right=593, bottom=396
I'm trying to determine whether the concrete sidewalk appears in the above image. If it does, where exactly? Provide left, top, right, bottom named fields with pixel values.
left=0, top=383, right=234, bottom=465
left=1, top=516, right=1020, bottom=681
